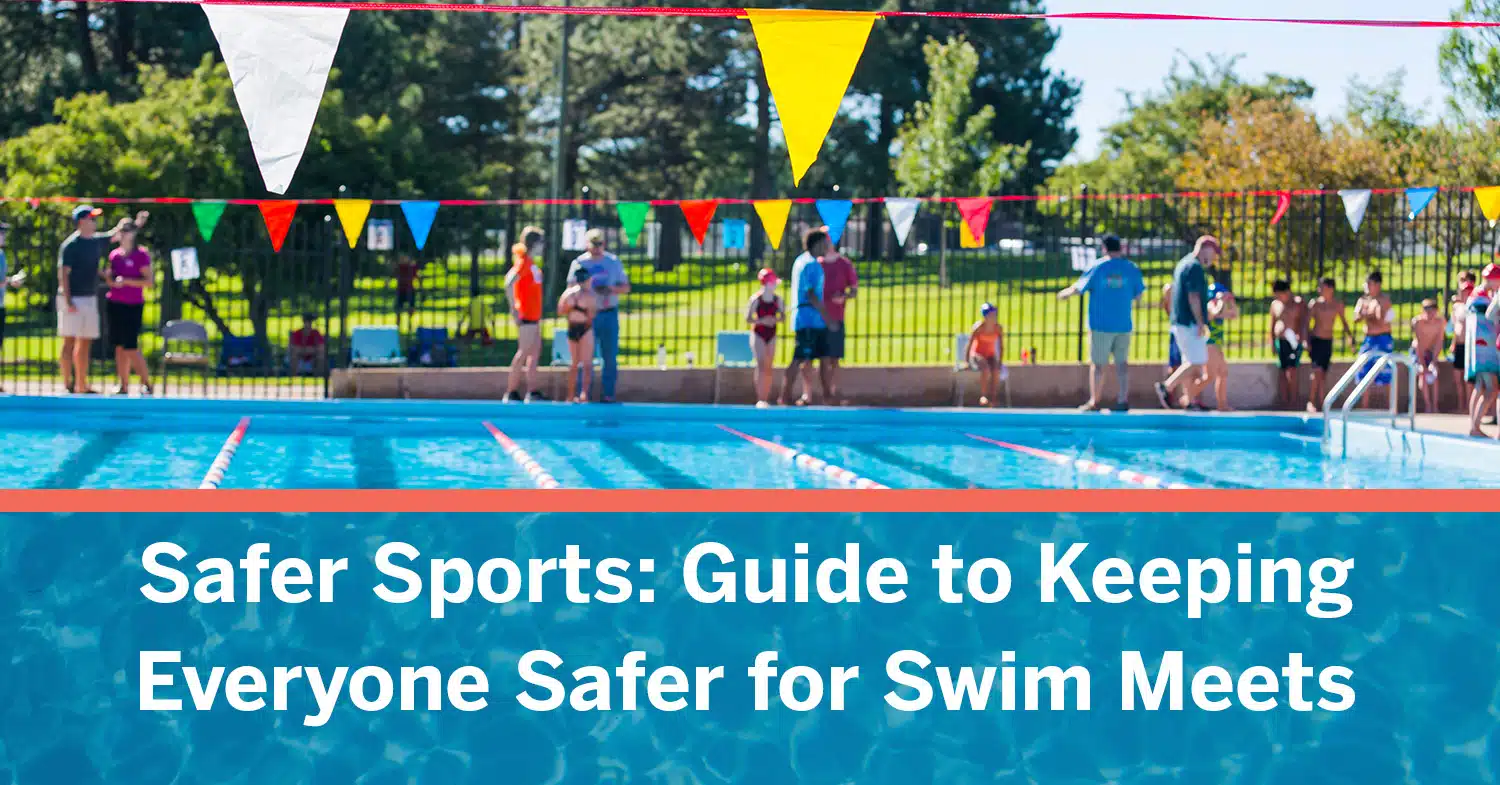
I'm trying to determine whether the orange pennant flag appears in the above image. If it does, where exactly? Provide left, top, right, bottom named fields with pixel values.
left=679, top=200, right=718, bottom=246
left=959, top=220, right=983, bottom=248
left=258, top=200, right=298, bottom=252
left=955, top=197, right=992, bottom=243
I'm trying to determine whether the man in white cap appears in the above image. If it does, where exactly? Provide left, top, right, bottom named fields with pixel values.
left=58, top=205, right=147, bottom=393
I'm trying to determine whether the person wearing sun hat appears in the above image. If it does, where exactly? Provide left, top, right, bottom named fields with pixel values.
left=745, top=267, right=784, bottom=407
left=57, top=204, right=148, bottom=394
left=1464, top=264, right=1500, bottom=437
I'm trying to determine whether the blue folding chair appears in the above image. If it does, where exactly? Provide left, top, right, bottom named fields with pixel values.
left=217, top=334, right=262, bottom=375
left=410, top=327, right=458, bottom=367
left=350, top=325, right=404, bottom=398
left=714, top=330, right=756, bottom=404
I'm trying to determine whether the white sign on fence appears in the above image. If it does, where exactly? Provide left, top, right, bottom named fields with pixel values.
left=562, top=219, right=589, bottom=251
left=1069, top=245, right=1098, bottom=272
left=170, top=247, right=201, bottom=281
left=367, top=219, right=395, bottom=251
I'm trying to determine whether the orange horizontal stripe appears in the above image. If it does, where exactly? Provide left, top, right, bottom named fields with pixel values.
left=0, top=489, right=1489, bottom=514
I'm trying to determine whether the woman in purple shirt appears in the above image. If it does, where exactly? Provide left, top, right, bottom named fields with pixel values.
left=104, top=221, right=153, bottom=395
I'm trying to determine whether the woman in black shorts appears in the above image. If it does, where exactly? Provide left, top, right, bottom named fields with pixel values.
left=104, top=221, right=153, bottom=395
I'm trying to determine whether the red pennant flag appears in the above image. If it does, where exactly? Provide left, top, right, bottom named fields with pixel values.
left=955, top=197, right=992, bottom=242
left=1269, top=191, right=1291, bottom=226
left=679, top=200, right=718, bottom=246
left=258, top=200, right=297, bottom=252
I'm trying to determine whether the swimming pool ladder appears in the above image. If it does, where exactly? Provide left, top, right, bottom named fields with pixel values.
left=1321, top=349, right=1418, bottom=457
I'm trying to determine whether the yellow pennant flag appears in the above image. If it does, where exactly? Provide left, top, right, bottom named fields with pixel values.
left=747, top=10, right=876, bottom=186
left=1475, top=186, right=1500, bottom=227
left=960, top=220, right=984, bottom=249
left=333, top=199, right=372, bottom=248
left=753, top=200, right=793, bottom=250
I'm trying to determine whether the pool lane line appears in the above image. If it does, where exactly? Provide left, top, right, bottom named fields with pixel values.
left=481, top=421, right=561, bottom=489
left=962, top=432, right=1193, bottom=490
left=199, top=417, right=251, bottom=490
left=716, top=425, right=890, bottom=490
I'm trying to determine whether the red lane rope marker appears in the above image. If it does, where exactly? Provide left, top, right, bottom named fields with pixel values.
left=717, top=424, right=889, bottom=489
left=963, top=432, right=1192, bottom=490
left=0, top=186, right=1476, bottom=208
left=2, top=0, right=1493, bottom=27
left=199, top=417, right=251, bottom=489
left=482, top=421, right=560, bottom=489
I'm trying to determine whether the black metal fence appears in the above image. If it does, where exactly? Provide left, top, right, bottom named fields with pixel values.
left=0, top=188, right=1494, bottom=398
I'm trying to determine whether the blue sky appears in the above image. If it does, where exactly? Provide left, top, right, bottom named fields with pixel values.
left=1044, top=0, right=1454, bottom=159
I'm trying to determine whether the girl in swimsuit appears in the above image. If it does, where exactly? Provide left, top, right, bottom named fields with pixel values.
left=966, top=303, right=1005, bottom=407
left=558, top=268, right=599, bottom=402
left=1465, top=265, right=1500, bottom=437
left=745, top=268, right=784, bottom=408
left=1203, top=283, right=1239, bottom=411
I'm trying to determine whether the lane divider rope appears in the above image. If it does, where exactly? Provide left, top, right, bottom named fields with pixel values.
left=482, top=421, right=561, bottom=489
left=963, top=432, right=1192, bottom=490
left=717, top=425, right=889, bottom=489
left=199, top=417, right=251, bottom=489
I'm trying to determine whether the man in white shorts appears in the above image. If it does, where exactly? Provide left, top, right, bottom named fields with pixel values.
left=58, top=205, right=148, bottom=394
left=1155, top=235, right=1216, bottom=410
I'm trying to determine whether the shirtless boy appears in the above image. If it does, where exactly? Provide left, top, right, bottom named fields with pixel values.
left=1411, top=298, right=1446, bottom=413
left=1306, top=277, right=1355, bottom=413
left=1269, top=279, right=1307, bottom=409
left=1353, top=270, right=1395, bottom=410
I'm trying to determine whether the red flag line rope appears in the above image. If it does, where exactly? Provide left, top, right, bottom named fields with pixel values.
left=1, top=0, right=1495, bottom=27
left=717, top=424, right=889, bottom=490
left=482, top=421, right=561, bottom=490
left=199, top=417, right=251, bottom=490
left=964, top=432, right=1192, bottom=490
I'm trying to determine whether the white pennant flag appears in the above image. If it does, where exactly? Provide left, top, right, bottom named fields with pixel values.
left=884, top=198, right=921, bottom=245
left=203, top=4, right=349, bottom=194
left=1339, top=189, right=1372, bottom=233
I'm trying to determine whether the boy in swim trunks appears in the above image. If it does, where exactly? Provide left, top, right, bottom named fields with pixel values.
left=1450, top=271, right=1476, bottom=416
left=965, top=303, right=1006, bottom=407
left=1306, top=277, right=1354, bottom=412
left=1465, top=265, right=1500, bottom=437
left=1411, top=298, right=1446, bottom=413
left=1269, top=279, right=1307, bottom=409
left=1353, top=270, right=1395, bottom=410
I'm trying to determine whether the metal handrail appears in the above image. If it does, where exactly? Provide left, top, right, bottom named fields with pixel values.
left=1320, top=349, right=1418, bottom=456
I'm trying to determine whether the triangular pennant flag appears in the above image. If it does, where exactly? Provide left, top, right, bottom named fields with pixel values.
left=679, top=200, right=718, bottom=246
left=191, top=201, right=227, bottom=243
left=753, top=200, right=792, bottom=251
left=1475, top=186, right=1500, bottom=227
left=959, top=219, right=983, bottom=249
left=815, top=199, right=853, bottom=245
left=1338, top=189, right=1372, bottom=233
left=747, top=10, right=877, bottom=186
left=203, top=4, right=349, bottom=194
left=1269, top=191, right=1292, bottom=227
left=884, top=198, right=920, bottom=245
left=400, top=201, right=439, bottom=250
left=616, top=202, right=650, bottom=245
left=955, top=197, right=992, bottom=242
left=1406, top=187, right=1438, bottom=220
left=257, top=200, right=297, bottom=253
left=333, top=199, right=371, bottom=249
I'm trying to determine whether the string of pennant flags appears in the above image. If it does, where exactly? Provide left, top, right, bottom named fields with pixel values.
left=7, top=187, right=1497, bottom=253
left=16, top=0, right=1491, bottom=202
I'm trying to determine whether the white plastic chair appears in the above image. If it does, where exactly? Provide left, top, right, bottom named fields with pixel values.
left=951, top=333, right=1010, bottom=407
left=714, top=330, right=756, bottom=404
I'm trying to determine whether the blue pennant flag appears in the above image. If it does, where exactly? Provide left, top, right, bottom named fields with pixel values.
left=400, top=201, right=440, bottom=250
left=815, top=199, right=853, bottom=245
left=722, top=219, right=748, bottom=250
left=1406, top=187, right=1438, bottom=220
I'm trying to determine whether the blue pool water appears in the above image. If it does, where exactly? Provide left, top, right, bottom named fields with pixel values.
left=2, top=397, right=1496, bottom=489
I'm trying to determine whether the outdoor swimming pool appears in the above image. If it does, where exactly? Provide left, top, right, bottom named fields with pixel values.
left=4, top=396, right=1495, bottom=490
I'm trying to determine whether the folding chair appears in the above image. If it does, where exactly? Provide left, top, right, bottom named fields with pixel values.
left=410, top=327, right=458, bottom=368
left=714, top=330, right=756, bottom=404
left=349, top=326, right=405, bottom=398
left=157, top=320, right=211, bottom=397
left=951, top=333, right=1010, bottom=407
left=217, top=334, right=262, bottom=375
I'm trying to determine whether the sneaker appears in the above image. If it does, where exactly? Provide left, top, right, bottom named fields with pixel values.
left=755, top=400, right=770, bottom=409
left=141, top=385, right=153, bottom=397
left=1186, top=402, right=1209, bottom=412
left=114, top=386, right=128, bottom=396
left=1077, top=401, right=1101, bottom=412
left=527, top=391, right=548, bottom=402
left=504, top=391, right=522, bottom=402
left=1153, top=382, right=1173, bottom=409
left=1111, top=401, right=1130, bottom=412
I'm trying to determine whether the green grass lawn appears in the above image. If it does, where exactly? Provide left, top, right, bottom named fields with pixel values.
left=0, top=246, right=1469, bottom=381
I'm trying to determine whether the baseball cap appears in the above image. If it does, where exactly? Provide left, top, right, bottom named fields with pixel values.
left=1484, top=263, right=1500, bottom=281
left=1194, top=235, right=1220, bottom=253
left=757, top=268, right=778, bottom=285
left=980, top=302, right=997, bottom=316
left=585, top=228, right=605, bottom=247
left=1422, top=298, right=1437, bottom=309
left=71, top=205, right=102, bottom=223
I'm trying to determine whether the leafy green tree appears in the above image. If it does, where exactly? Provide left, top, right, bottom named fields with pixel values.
left=1440, top=0, right=1500, bottom=117
left=894, top=36, right=1029, bottom=285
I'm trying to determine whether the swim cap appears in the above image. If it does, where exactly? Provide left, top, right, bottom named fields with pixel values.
left=574, top=267, right=592, bottom=283
left=980, top=302, right=997, bottom=316
left=758, top=268, right=779, bottom=285
left=1484, top=263, right=1500, bottom=281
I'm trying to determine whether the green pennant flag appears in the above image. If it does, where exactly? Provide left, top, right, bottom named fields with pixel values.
left=192, top=201, right=228, bottom=243
left=616, top=202, right=650, bottom=246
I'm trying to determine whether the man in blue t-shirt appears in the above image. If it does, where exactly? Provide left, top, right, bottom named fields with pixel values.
left=1058, top=234, right=1144, bottom=411
left=1154, top=235, right=1218, bottom=409
left=779, top=228, right=829, bottom=405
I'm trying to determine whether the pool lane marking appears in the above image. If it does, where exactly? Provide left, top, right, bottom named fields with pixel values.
left=716, top=425, right=890, bottom=489
left=962, top=432, right=1193, bottom=490
left=199, top=417, right=251, bottom=490
left=482, top=421, right=561, bottom=489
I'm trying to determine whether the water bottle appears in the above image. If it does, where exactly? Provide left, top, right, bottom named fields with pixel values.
left=685, top=350, right=696, bottom=368
left=656, top=344, right=668, bottom=370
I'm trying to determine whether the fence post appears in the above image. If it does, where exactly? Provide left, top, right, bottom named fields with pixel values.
left=1077, top=183, right=1091, bottom=363
left=1315, top=185, right=1328, bottom=280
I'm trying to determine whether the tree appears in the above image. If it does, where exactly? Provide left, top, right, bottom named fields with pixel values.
left=894, top=36, right=1029, bottom=286
left=1440, top=0, right=1500, bottom=117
